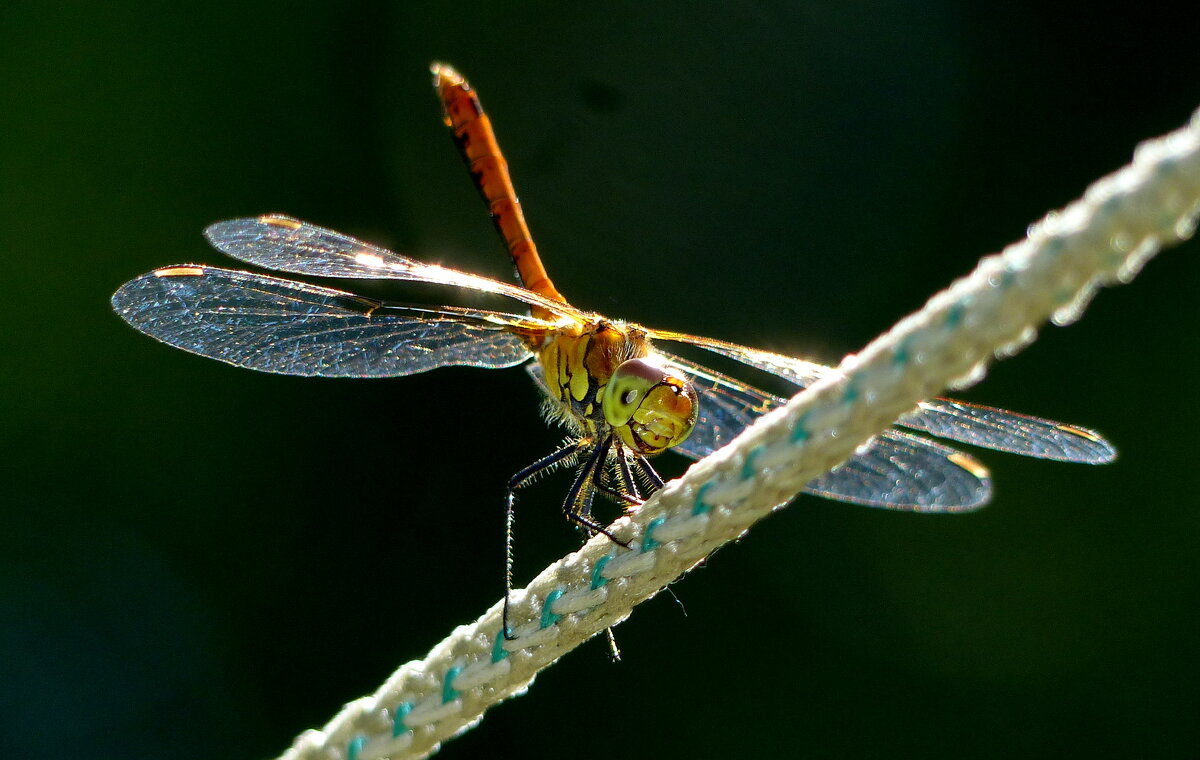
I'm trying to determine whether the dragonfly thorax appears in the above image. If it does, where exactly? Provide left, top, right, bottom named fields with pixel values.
left=536, top=320, right=694, bottom=453
left=539, top=321, right=644, bottom=418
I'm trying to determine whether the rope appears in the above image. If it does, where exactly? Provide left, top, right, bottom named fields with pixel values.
left=277, top=108, right=1200, bottom=760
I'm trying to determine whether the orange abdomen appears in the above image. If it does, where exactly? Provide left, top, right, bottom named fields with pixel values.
left=433, top=64, right=565, bottom=319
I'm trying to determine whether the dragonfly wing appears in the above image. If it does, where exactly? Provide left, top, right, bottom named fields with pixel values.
left=653, top=350, right=991, bottom=511
left=805, top=430, right=991, bottom=512
left=899, top=399, right=1117, bottom=463
left=204, top=215, right=584, bottom=320
left=112, top=265, right=536, bottom=378
left=651, top=330, right=834, bottom=386
left=654, top=331, right=1115, bottom=464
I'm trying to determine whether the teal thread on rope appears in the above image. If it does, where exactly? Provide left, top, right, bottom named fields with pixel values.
left=641, top=517, right=665, bottom=552
left=740, top=447, right=762, bottom=481
left=945, top=302, right=964, bottom=327
left=842, top=377, right=859, bottom=403
left=392, top=702, right=413, bottom=737
left=491, top=630, right=509, bottom=663
left=442, top=666, right=462, bottom=703
left=347, top=735, right=366, bottom=760
left=791, top=411, right=811, bottom=443
left=692, top=482, right=712, bottom=515
left=540, top=589, right=564, bottom=628
left=591, top=554, right=613, bottom=589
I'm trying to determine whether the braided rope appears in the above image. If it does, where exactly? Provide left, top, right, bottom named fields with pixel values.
left=278, top=109, right=1200, bottom=760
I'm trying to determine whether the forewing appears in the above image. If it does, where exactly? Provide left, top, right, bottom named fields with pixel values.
left=651, top=330, right=833, bottom=386
left=204, top=215, right=584, bottom=321
left=112, top=265, right=536, bottom=378
left=900, top=399, right=1116, bottom=463
left=654, top=350, right=991, bottom=511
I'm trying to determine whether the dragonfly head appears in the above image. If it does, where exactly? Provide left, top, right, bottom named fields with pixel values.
left=603, top=358, right=698, bottom=455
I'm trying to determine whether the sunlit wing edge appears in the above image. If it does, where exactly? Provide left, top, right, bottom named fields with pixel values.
left=112, top=264, right=539, bottom=378
left=204, top=215, right=587, bottom=322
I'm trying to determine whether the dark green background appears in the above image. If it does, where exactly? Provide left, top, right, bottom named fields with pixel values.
left=3, top=2, right=1198, bottom=758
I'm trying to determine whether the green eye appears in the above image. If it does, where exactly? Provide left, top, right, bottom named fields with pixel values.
left=603, top=359, right=657, bottom=426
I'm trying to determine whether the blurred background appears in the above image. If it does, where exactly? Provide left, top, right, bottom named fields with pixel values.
left=2, top=1, right=1198, bottom=757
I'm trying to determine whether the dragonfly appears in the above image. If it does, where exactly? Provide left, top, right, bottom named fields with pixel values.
left=112, top=64, right=1115, bottom=635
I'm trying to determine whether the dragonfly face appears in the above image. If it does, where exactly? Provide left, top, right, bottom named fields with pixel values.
left=603, top=358, right=699, bottom=454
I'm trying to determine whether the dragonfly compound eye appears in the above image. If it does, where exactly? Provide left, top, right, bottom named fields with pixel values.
left=604, top=358, right=699, bottom=454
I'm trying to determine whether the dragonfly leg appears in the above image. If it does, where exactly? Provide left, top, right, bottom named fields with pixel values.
left=612, top=446, right=643, bottom=503
left=596, top=450, right=643, bottom=508
left=559, top=438, right=634, bottom=661
left=504, top=440, right=585, bottom=640
left=594, top=451, right=668, bottom=512
left=595, top=479, right=642, bottom=507
left=634, top=454, right=665, bottom=491
left=560, top=437, right=632, bottom=547
left=596, top=447, right=667, bottom=510
left=605, top=627, right=622, bottom=662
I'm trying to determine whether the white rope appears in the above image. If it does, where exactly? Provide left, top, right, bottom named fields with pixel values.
left=277, top=108, right=1200, bottom=760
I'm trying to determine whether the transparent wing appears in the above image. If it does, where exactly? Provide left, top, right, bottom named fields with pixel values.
left=204, top=215, right=586, bottom=321
left=112, top=265, right=538, bottom=378
left=900, top=398, right=1116, bottom=463
left=803, top=431, right=990, bottom=512
left=654, top=350, right=993, bottom=512
left=651, top=330, right=833, bottom=386
left=652, top=331, right=1114, bottom=464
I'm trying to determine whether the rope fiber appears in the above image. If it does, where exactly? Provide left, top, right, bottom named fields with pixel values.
left=278, top=108, right=1200, bottom=760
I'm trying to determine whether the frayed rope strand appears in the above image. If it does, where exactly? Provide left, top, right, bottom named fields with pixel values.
left=279, top=108, right=1200, bottom=760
